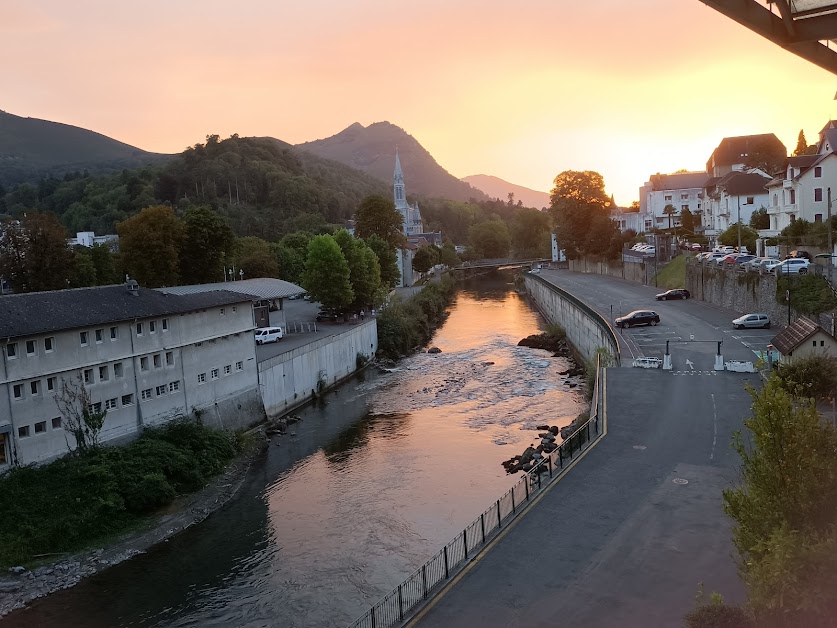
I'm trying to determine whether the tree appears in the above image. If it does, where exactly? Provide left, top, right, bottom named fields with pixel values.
left=469, top=220, right=510, bottom=258
left=747, top=207, right=769, bottom=231
left=793, top=129, right=808, bottom=157
left=301, top=235, right=353, bottom=312
left=117, top=206, right=184, bottom=287
left=412, top=246, right=438, bottom=274
left=334, top=230, right=381, bottom=311
left=549, top=170, right=612, bottom=259
left=511, top=208, right=551, bottom=258
left=662, top=204, right=677, bottom=231
left=70, top=247, right=97, bottom=288
left=53, top=375, right=107, bottom=454
left=680, top=207, right=696, bottom=234
left=439, top=243, right=460, bottom=268
left=90, top=243, right=119, bottom=285
left=776, top=355, right=837, bottom=403
left=745, top=138, right=787, bottom=175
left=0, top=212, right=75, bottom=293
left=723, top=377, right=837, bottom=625
left=365, top=234, right=400, bottom=289
left=354, top=195, right=405, bottom=249
left=718, top=223, right=758, bottom=254
left=233, top=236, right=279, bottom=279
left=507, top=192, right=515, bottom=207
left=180, top=206, right=236, bottom=284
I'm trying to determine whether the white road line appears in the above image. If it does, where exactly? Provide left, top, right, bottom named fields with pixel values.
left=710, top=393, right=718, bottom=462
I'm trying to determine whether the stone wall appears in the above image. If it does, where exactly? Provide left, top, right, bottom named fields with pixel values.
left=524, top=274, right=620, bottom=364
left=258, top=321, right=378, bottom=417
left=685, top=260, right=836, bottom=332
left=569, top=258, right=646, bottom=284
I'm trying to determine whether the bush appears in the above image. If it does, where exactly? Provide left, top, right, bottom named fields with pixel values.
left=777, top=275, right=837, bottom=317
left=684, top=603, right=753, bottom=628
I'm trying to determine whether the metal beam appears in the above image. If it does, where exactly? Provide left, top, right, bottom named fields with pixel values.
left=699, top=0, right=837, bottom=74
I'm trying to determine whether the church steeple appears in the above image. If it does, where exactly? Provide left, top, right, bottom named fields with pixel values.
left=394, top=148, right=406, bottom=208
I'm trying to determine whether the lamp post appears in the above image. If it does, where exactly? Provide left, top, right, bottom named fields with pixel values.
left=736, top=195, right=742, bottom=251
left=786, top=288, right=791, bottom=326
left=828, top=187, right=833, bottom=285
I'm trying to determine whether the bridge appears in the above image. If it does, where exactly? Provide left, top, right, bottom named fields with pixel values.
left=452, top=258, right=550, bottom=273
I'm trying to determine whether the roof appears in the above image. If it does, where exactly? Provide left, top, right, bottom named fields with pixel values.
left=0, top=285, right=251, bottom=340
left=717, top=171, right=771, bottom=196
left=649, top=172, right=708, bottom=191
left=707, top=134, right=786, bottom=171
left=157, top=278, right=304, bottom=300
left=770, top=317, right=831, bottom=355
left=787, top=155, right=819, bottom=170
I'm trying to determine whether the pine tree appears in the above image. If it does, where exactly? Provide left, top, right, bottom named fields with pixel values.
left=794, top=129, right=808, bottom=157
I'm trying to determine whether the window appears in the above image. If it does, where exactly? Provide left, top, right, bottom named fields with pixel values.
left=235, top=361, right=243, bottom=371
left=34, top=421, right=46, bottom=434
left=136, top=322, right=143, bottom=336
left=790, top=214, right=796, bottom=223
left=198, top=373, right=206, bottom=384
left=88, top=402, right=102, bottom=414
left=47, top=377, right=56, bottom=392
left=814, top=188, right=823, bottom=202
left=44, top=336, right=54, bottom=352
left=814, top=166, right=822, bottom=178
left=150, top=320, right=156, bottom=334
left=140, top=357, right=149, bottom=371
left=121, top=394, right=134, bottom=406
left=681, top=205, right=688, bottom=212
left=773, top=193, right=778, bottom=206
left=26, top=340, right=36, bottom=355
left=95, top=329, right=104, bottom=343
left=680, top=194, right=689, bottom=200
left=80, top=331, right=89, bottom=346
left=232, top=306, right=237, bottom=313
left=816, top=214, right=823, bottom=223
left=113, top=362, right=123, bottom=378
left=821, top=341, right=826, bottom=347
left=153, top=354, right=161, bottom=368
left=789, top=189, right=796, bottom=204
left=6, top=343, right=16, bottom=359
left=155, top=385, right=167, bottom=396
left=29, top=380, right=39, bottom=396
left=224, top=365, right=231, bottom=375
left=98, top=365, right=109, bottom=381
left=211, top=368, right=219, bottom=380
left=51, top=417, right=62, bottom=429
left=141, top=389, right=152, bottom=401
left=746, top=197, right=754, bottom=205
left=110, top=326, right=118, bottom=340
left=0, top=434, right=6, bottom=464
left=83, top=368, right=93, bottom=384
left=220, top=308, right=225, bottom=316
left=13, top=384, right=23, bottom=400
left=813, top=340, right=818, bottom=347
left=162, top=318, right=168, bottom=331
left=105, top=398, right=118, bottom=410
left=664, top=194, right=672, bottom=201
left=168, top=381, right=180, bottom=393
left=18, top=425, right=29, bottom=438
left=166, top=351, right=173, bottom=366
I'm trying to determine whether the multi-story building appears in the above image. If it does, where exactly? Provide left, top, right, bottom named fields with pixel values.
left=763, top=120, right=837, bottom=237
left=639, top=172, right=707, bottom=232
left=703, top=170, right=772, bottom=238
left=0, top=281, right=258, bottom=468
left=706, top=133, right=786, bottom=178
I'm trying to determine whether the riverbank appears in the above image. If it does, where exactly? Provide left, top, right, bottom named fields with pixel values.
left=0, top=424, right=267, bottom=618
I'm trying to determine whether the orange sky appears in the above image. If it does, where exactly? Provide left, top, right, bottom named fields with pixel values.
left=1, top=0, right=834, bottom=205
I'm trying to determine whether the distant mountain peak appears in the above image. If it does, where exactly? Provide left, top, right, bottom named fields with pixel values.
left=462, top=174, right=550, bottom=209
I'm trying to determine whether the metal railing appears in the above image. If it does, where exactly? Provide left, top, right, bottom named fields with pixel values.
left=347, top=357, right=605, bottom=628
left=284, top=320, right=319, bottom=334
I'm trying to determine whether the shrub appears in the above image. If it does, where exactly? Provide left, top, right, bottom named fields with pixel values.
left=684, top=603, right=753, bottom=628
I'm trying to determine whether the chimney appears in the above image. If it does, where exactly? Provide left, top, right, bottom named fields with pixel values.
left=125, top=277, right=140, bottom=296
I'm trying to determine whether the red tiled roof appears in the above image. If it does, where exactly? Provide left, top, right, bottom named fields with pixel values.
left=770, top=317, right=823, bottom=355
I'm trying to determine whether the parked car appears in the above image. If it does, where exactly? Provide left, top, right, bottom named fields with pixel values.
left=787, top=250, right=812, bottom=261
left=705, top=252, right=727, bottom=263
left=772, top=258, right=811, bottom=275
left=254, top=326, right=284, bottom=344
left=720, top=246, right=735, bottom=254
left=745, top=257, right=776, bottom=272
left=690, top=243, right=703, bottom=251
left=615, top=310, right=660, bottom=328
left=732, top=313, right=771, bottom=330
left=655, top=289, right=690, bottom=301
left=717, top=253, right=739, bottom=266
left=316, top=309, right=341, bottom=322
left=733, top=254, right=756, bottom=268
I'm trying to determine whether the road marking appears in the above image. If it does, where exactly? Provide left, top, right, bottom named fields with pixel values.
left=673, top=478, right=689, bottom=485
left=685, top=359, right=694, bottom=370
left=710, top=393, right=718, bottom=462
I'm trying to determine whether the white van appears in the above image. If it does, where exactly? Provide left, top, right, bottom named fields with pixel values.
left=255, top=327, right=283, bottom=345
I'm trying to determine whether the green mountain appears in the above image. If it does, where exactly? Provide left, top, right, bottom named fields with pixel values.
left=296, top=121, right=487, bottom=202
left=462, top=174, right=550, bottom=209
left=0, top=110, right=171, bottom=187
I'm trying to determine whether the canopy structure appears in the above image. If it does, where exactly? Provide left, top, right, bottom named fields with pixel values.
left=698, top=0, right=837, bottom=74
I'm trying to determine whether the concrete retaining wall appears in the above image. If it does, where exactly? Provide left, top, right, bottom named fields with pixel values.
left=258, top=321, right=378, bottom=417
left=524, top=274, right=620, bottom=364
left=569, top=258, right=646, bottom=284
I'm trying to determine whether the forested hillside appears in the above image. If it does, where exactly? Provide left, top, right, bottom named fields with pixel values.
left=0, top=110, right=171, bottom=187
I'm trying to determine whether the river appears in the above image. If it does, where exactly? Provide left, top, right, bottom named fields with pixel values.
left=4, top=275, right=585, bottom=628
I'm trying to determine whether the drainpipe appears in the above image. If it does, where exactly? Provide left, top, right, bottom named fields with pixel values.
left=1, top=337, right=18, bottom=466
left=129, top=319, right=143, bottom=429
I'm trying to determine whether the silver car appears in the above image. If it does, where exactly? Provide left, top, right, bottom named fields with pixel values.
left=732, top=313, right=771, bottom=329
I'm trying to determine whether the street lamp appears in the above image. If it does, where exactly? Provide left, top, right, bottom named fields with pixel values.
left=736, top=196, right=742, bottom=252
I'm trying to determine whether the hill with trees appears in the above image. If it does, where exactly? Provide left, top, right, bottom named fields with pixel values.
left=461, top=174, right=550, bottom=209
left=0, top=110, right=171, bottom=187
left=296, top=121, right=487, bottom=203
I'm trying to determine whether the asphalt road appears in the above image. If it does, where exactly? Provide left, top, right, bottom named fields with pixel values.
left=412, top=270, right=761, bottom=628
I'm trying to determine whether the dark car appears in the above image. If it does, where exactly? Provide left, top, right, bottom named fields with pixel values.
left=787, top=250, right=812, bottom=261
left=655, top=289, right=690, bottom=301
left=615, top=310, right=660, bottom=328
left=316, top=309, right=341, bottom=322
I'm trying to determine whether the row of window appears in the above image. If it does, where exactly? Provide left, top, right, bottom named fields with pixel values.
left=197, top=362, right=243, bottom=384
left=18, top=417, right=63, bottom=438
left=139, top=381, right=180, bottom=401
left=134, top=318, right=169, bottom=338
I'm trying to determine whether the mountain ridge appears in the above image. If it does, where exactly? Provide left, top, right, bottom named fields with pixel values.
left=462, top=174, right=550, bottom=209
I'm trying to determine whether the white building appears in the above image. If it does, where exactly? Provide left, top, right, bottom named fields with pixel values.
left=640, top=171, right=707, bottom=232
left=763, top=120, right=837, bottom=237
left=610, top=206, right=644, bottom=233
left=703, top=170, right=772, bottom=237
left=0, top=281, right=259, bottom=468
left=67, top=231, right=119, bottom=251
left=394, top=149, right=424, bottom=236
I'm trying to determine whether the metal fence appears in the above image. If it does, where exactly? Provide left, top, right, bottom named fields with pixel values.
left=346, top=358, right=605, bottom=628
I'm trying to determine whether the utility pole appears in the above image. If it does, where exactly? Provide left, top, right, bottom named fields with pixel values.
left=737, top=196, right=742, bottom=251
left=828, top=187, right=833, bottom=285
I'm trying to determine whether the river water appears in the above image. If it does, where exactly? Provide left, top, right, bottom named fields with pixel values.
left=5, top=276, right=585, bottom=628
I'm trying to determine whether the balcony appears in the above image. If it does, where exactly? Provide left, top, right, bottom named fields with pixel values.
left=782, top=180, right=793, bottom=189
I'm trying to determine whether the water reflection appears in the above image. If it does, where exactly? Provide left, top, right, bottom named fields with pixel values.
left=6, top=274, right=585, bottom=628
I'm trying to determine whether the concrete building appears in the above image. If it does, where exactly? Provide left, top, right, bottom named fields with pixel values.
left=610, top=206, right=644, bottom=233
left=763, top=120, right=837, bottom=237
left=703, top=170, right=772, bottom=238
left=0, top=282, right=259, bottom=468
left=640, top=171, right=707, bottom=232
left=67, top=231, right=119, bottom=251
left=771, top=316, right=837, bottom=365
left=706, top=133, right=786, bottom=178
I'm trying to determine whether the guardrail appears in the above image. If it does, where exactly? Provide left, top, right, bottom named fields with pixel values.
left=346, top=357, right=605, bottom=628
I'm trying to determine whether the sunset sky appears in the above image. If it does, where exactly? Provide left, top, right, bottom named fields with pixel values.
left=1, top=0, right=834, bottom=205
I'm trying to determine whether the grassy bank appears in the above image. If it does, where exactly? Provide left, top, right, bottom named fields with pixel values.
left=376, top=275, right=457, bottom=359
left=0, top=420, right=243, bottom=568
left=653, top=254, right=687, bottom=290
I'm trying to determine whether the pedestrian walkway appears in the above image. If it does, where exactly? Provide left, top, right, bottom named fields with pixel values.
left=411, top=368, right=748, bottom=628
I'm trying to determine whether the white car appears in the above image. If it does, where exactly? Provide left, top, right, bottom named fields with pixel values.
left=771, top=259, right=811, bottom=275
left=732, top=313, right=771, bottom=329
left=255, top=327, right=284, bottom=344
